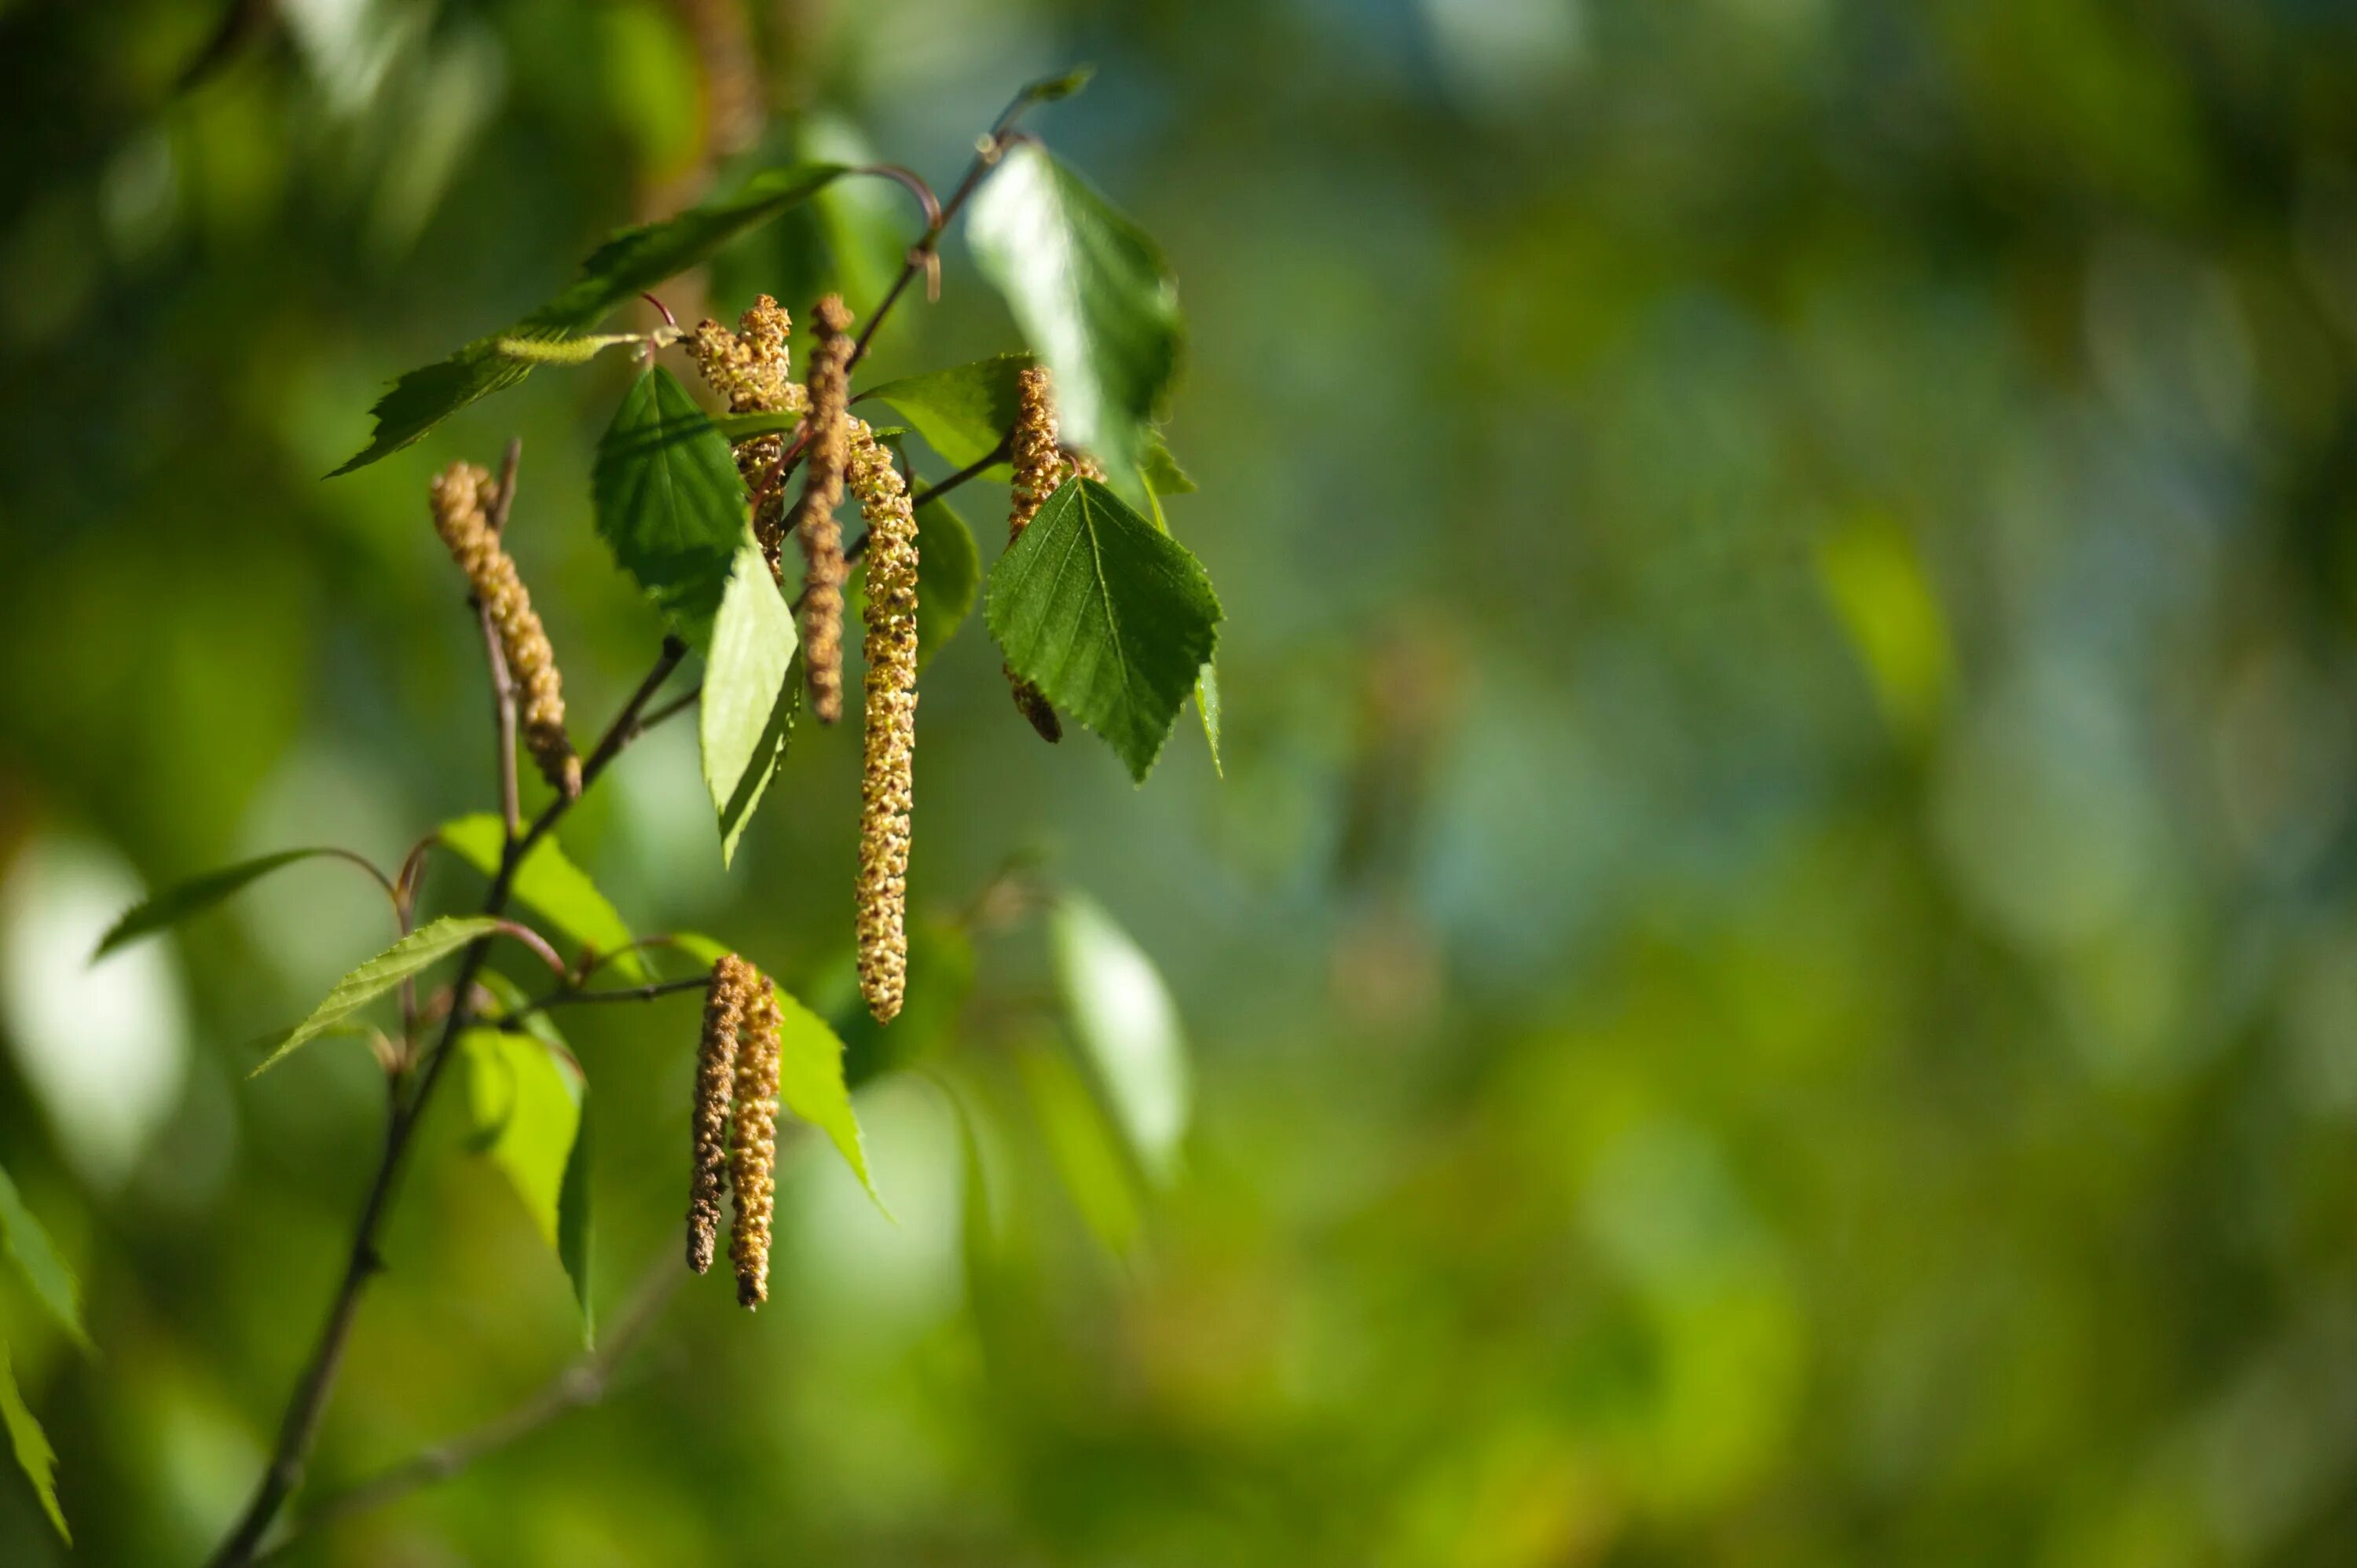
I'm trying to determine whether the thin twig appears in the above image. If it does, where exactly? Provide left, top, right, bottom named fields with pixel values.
left=481, top=439, right=525, bottom=841
left=205, top=636, right=690, bottom=1568
left=504, top=976, right=711, bottom=1026
left=257, top=1258, right=684, bottom=1560
left=634, top=686, right=701, bottom=736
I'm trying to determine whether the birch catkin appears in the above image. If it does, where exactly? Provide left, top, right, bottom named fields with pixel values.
left=849, top=419, right=918, bottom=1023
left=789, top=295, right=856, bottom=724
left=685, top=955, right=753, bottom=1275
left=1003, top=366, right=1070, bottom=742
left=429, top=461, right=581, bottom=797
left=686, top=296, right=805, bottom=573
left=728, top=976, right=783, bottom=1308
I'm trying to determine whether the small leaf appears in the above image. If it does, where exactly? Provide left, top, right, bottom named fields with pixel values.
left=987, top=478, right=1222, bottom=782
left=594, top=367, right=748, bottom=650
left=1020, top=64, right=1095, bottom=104
left=1050, top=892, right=1189, bottom=1186
left=558, top=1113, right=594, bottom=1344
left=1193, top=659, right=1224, bottom=777
left=674, top=935, right=884, bottom=1213
left=860, top=354, right=1033, bottom=471
left=254, top=916, right=500, bottom=1076
left=1140, top=435, right=1196, bottom=496
left=439, top=817, right=644, bottom=983
left=93, top=848, right=365, bottom=960
left=0, top=1167, right=86, bottom=1354
left=1015, top=1039, right=1141, bottom=1255
left=460, top=1029, right=592, bottom=1343
left=699, top=541, right=800, bottom=866
left=968, top=144, right=1182, bottom=474
left=0, top=1340, right=65, bottom=1542
left=334, top=162, right=848, bottom=472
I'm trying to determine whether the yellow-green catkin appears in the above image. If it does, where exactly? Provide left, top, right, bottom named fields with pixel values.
left=1002, top=367, right=1075, bottom=742
left=728, top=975, right=783, bottom=1308
left=848, top=419, right=918, bottom=1023
left=687, top=296, right=805, bottom=573
left=430, top=461, right=581, bottom=797
left=685, top=955, right=753, bottom=1275
left=790, top=295, right=856, bottom=724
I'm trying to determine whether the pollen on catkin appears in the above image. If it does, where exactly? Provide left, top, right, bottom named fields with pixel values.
left=685, top=955, right=753, bottom=1275
left=849, top=418, right=919, bottom=1023
left=429, top=461, right=581, bottom=797
left=1002, top=366, right=1074, bottom=743
left=687, top=297, right=805, bottom=572
left=728, top=976, right=783, bottom=1308
left=789, top=295, right=856, bottom=724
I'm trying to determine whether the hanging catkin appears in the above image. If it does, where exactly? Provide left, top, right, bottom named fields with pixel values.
left=429, top=461, right=581, bottom=797
left=788, top=295, right=856, bottom=723
left=848, top=418, right=918, bottom=1023
left=686, top=296, right=805, bottom=573
left=685, top=955, right=753, bottom=1275
left=728, top=974, right=783, bottom=1308
left=1002, top=367, right=1099, bottom=743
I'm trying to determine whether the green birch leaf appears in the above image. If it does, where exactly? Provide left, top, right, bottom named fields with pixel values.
left=460, top=1030, right=592, bottom=1344
left=860, top=354, right=1034, bottom=472
left=594, top=367, right=748, bottom=651
left=1049, top=892, right=1189, bottom=1186
left=986, top=478, right=1221, bottom=782
left=968, top=144, right=1182, bottom=475
left=699, top=541, right=800, bottom=866
left=334, top=162, right=848, bottom=472
left=0, top=1168, right=86, bottom=1354
left=0, top=1340, right=64, bottom=1542
left=439, top=816, right=644, bottom=983
left=93, top=848, right=365, bottom=960
left=558, top=1112, right=594, bottom=1345
left=1135, top=443, right=1220, bottom=775
left=1016, top=1039, right=1141, bottom=1256
left=674, top=934, right=884, bottom=1214
left=253, top=916, right=500, bottom=1076
left=1140, top=435, right=1195, bottom=496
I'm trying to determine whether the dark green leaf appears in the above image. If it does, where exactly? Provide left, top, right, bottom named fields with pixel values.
left=0, top=1340, right=64, bottom=1542
left=594, top=368, right=748, bottom=650
left=860, top=354, right=1033, bottom=471
left=986, top=478, right=1222, bottom=782
left=439, top=816, right=644, bottom=983
left=1050, top=892, right=1189, bottom=1185
left=93, top=848, right=366, bottom=961
left=968, top=145, right=1182, bottom=474
left=334, top=163, right=848, bottom=473
left=699, top=542, right=800, bottom=866
left=558, top=1112, right=594, bottom=1344
left=254, top=916, right=500, bottom=1075
left=675, top=935, right=883, bottom=1211
left=0, top=1167, right=86, bottom=1354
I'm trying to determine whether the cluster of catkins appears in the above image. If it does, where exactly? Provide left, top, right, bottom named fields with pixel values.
left=687, top=953, right=784, bottom=1306
left=689, top=295, right=920, bottom=1024
left=429, top=460, right=581, bottom=797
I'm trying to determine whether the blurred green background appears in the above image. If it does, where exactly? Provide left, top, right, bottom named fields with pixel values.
left=8, top=0, right=2357, bottom=1562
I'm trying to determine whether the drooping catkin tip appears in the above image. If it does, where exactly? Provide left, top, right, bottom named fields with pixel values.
left=687, top=955, right=750, bottom=1276
left=728, top=978, right=783, bottom=1307
left=429, top=459, right=578, bottom=797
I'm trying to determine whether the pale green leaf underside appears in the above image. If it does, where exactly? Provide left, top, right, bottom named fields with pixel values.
left=334, top=162, right=847, bottom=473
left=594, top=367, right=748, bottom=652
left=439, top=816, right=644, bottom=983
left=699, top=543, right=800, bottom=866
left=254, top=916, right=500, bottom=1076
left=1050, top=892, right=1189, bottom=1186
left=673, top=934, right=883, bottom=1213
left=986, top=478, right=1221, bottom=782
left=968, top=145, right=1181, bottom=475
left=0, top=1167, right=86, bottom=1354
left=0, top=1340, right=65, bottom=1541
left=93, top=848, right=355, bottom=961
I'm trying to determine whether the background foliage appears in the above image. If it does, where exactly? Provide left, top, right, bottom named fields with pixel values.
left=7, top=0, right=2357, bottom=1562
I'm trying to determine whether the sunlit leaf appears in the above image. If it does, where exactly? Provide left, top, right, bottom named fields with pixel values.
left=594, top=367, right=747, bottom=650
left=987, top=478, right=1221, bottom=782
left=439, top=816, right=644, bottom=983
left=699, top=542, right=801, bottom=866
left=860, top=354, right=1033, bottom=472
left=674, top=935, right=885, bottom=1213
left=968, top=144, right=1181, bottom=474
left=92, top=848, right=368, bottom=961
left=334, top=163, right=848, bottom=472
left=0, top=1167, right=86, bottom=1354
left=460, top=1028, right=591, bottom=1343
left=253, top=916, right=500, bottom=1076
left=1050, top=892, right=1189, bottom=1185
left=1136, top=442, right=1219, bottom=775
left=0, top=1341, right=64, bottom=1542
